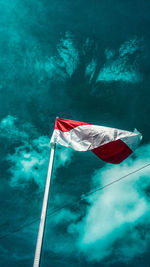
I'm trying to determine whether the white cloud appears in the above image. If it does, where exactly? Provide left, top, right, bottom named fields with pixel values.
left=68, top=144, right=150, bottom=262
left=0, top=116, right=73, bottom=188
left=57, top=32, right=79, bottom=77
left=0, top=115, right=28, bottom=141
left=2, top=116, right=150, bottom=264
left=85, top=59, right=97, bottom=81
left=33, top=32, right=79, bottom=81
left=97, top=38, right=142, bottom=83
left=119, top=38, right=140, bottom=57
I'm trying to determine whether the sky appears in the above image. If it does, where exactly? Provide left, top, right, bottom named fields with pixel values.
left=0, top=0, right=150, bottom=266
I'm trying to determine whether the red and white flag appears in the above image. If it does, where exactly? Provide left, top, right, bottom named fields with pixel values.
left=50, top=118, right=142, bottom=164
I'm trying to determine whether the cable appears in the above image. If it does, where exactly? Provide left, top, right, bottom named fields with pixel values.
left=83, top=162, right=150, bottom=198
left=0, top=162, right=150, bottom=241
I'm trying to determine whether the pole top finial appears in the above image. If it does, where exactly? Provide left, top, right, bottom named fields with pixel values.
left=56, top=116, right=59, bottom=119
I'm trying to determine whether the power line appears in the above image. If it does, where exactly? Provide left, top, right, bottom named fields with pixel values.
left=0, top=162, right=150, bottom=241
left=83, top=162, right=150, bottom=198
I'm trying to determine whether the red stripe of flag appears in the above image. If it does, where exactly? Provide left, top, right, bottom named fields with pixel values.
left=55, top=118, right=90, bottom=132
left=92, top=139, right=132, bottom=164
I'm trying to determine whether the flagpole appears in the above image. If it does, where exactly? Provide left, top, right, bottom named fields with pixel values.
left=33, top=142, right=56, bottom=267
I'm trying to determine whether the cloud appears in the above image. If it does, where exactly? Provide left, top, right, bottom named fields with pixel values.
left=68, top=143, right=150, bottom=263
left=32, top=32, right=79, bottom=82
left=0, top=115, right=28, bottom=141
left=57, top=32, right=79, bottom=77
left=97, top=38, right=142, bottom=83
left=85, top=59, right=97, bottom=82
left=2, top=115, right=150, bottom=266
left=1, top=116, right=150, bottom=265
left=0, top=115, right=73, bottom=188
left=0, top=115, right=75, bottom=265
left=119, top=38, right=141, bottom=57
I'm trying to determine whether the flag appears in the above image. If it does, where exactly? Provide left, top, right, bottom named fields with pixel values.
left=50, top=118, right=142, bottom=164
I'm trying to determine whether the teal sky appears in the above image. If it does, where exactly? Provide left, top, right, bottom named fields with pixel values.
left=0, top=0, right=150, bottom=266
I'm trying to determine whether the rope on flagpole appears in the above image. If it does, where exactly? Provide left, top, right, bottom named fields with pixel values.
left=0, top=162, right=150, bottom=241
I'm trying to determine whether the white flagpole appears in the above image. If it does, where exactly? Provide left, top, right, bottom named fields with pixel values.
left=33, top=142, right=56, bottom=267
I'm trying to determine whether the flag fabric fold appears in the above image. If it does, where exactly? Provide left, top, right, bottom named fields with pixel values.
left=50, top=118, right=142, bottom=164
